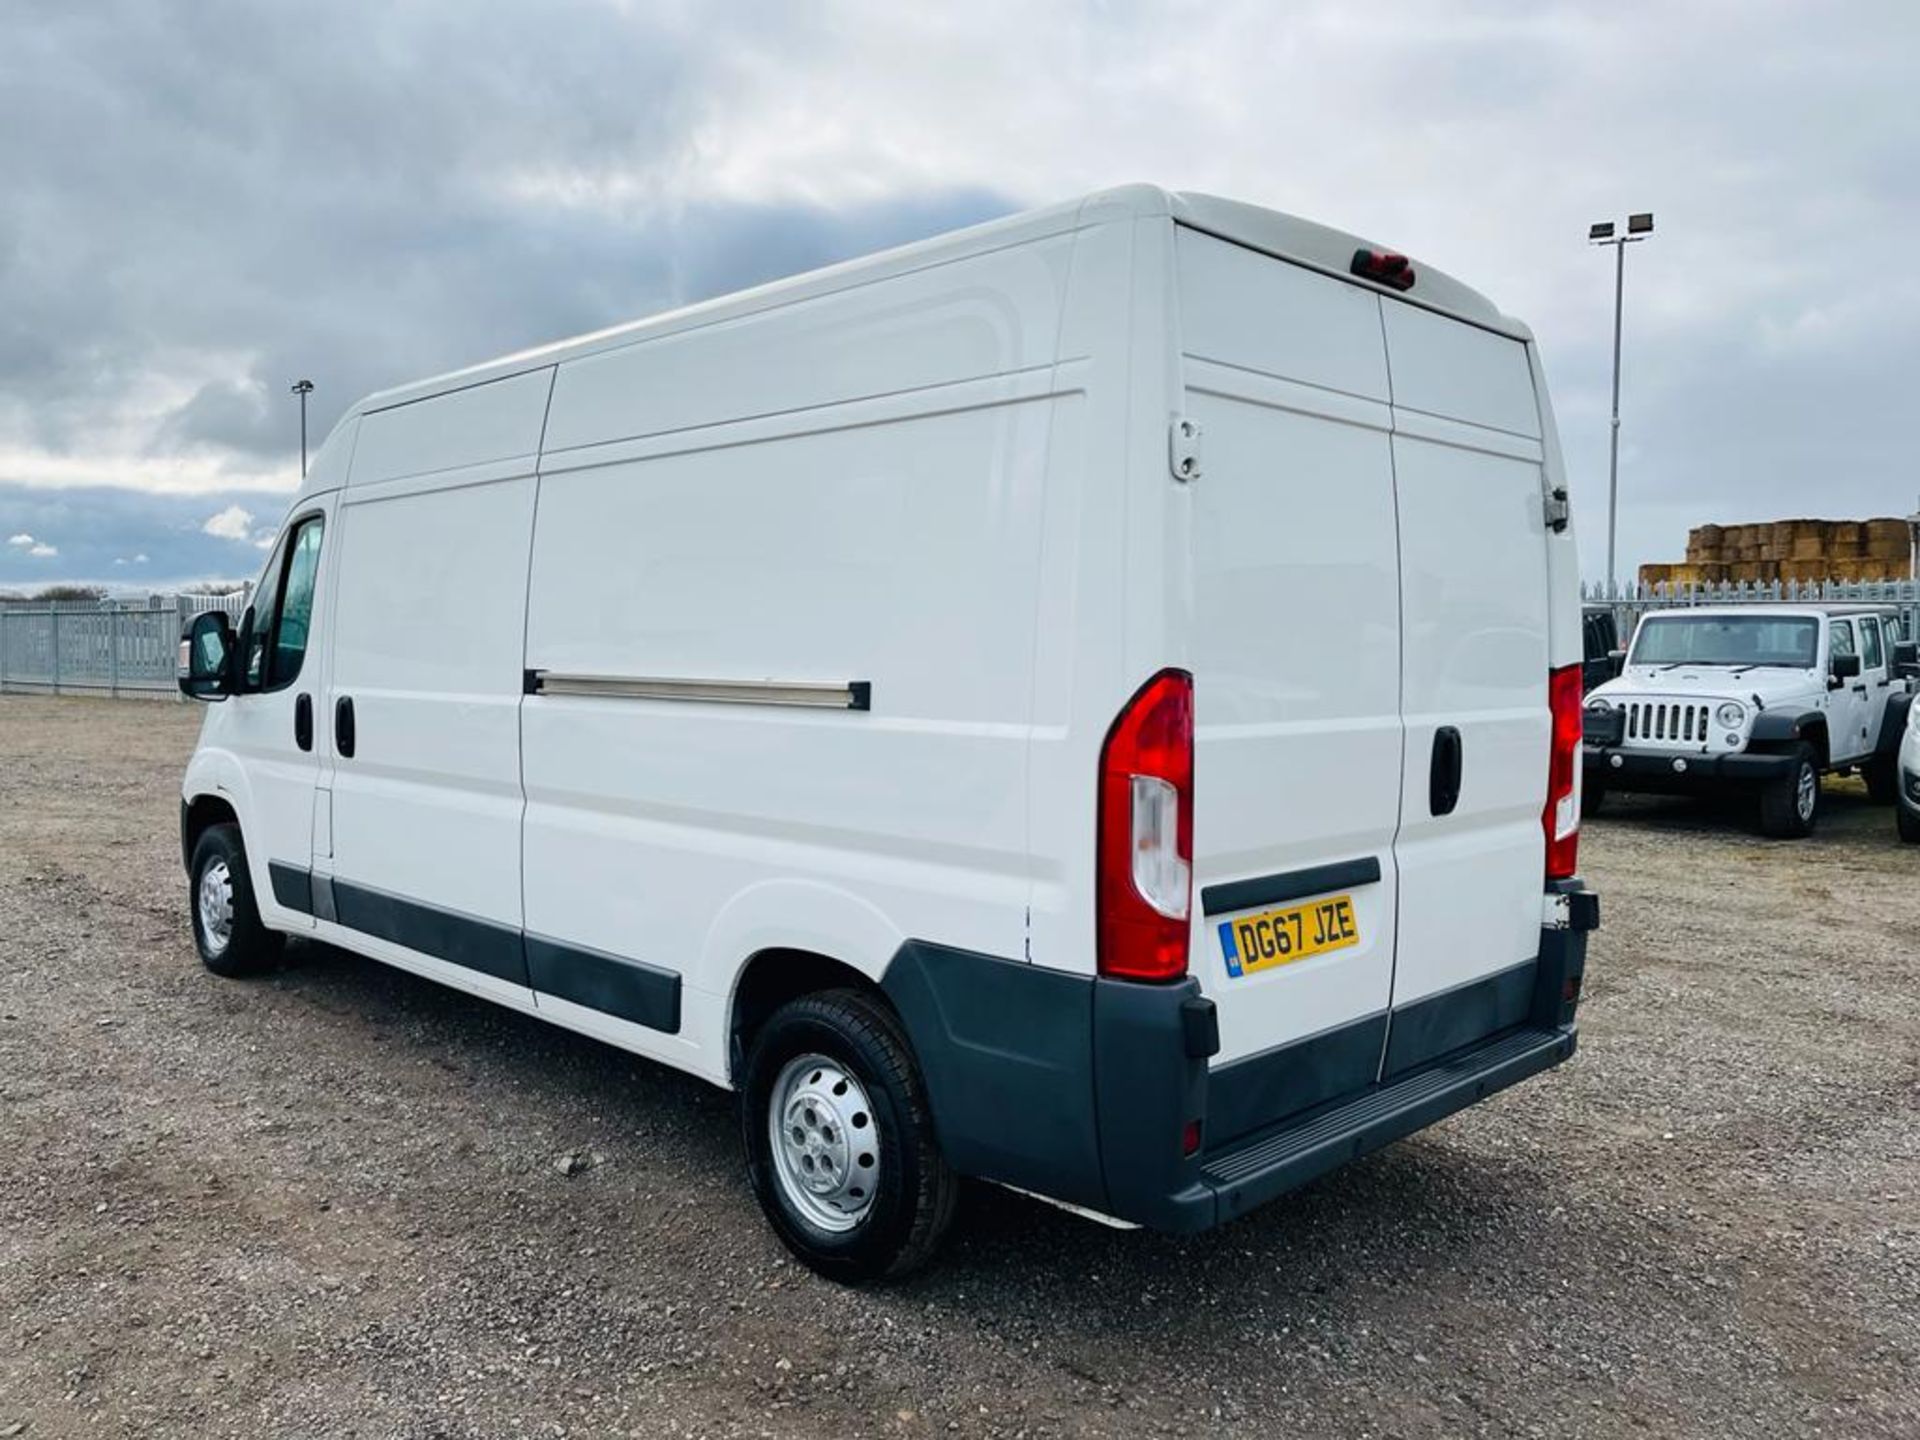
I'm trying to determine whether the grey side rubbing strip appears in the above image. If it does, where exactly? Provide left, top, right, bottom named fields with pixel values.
left=526, top=934, right=681, bottom=1033
left=268, top=862, right=313, bottom=914
left=267, top=865, right=680, bottom=1034
left=525, top=671, right=872, bottom=711
left=1201, top=855, right=1383, bottom=917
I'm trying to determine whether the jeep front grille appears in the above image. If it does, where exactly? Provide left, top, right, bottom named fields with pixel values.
left=1623, top=699, right=1709, bottom=746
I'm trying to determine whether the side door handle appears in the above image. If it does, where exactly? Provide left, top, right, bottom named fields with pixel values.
left=334, top=696, right=356, bottom=758
left=293, top=693, right=313, bottom=752
left=1429, top=726, right=1463, bottom=817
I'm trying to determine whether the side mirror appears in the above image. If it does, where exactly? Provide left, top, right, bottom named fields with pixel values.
left=1829, top=652, right=1861, bottom=688
left=1607, top=649, right=1627, bottom=679
left=178, top=611, right=236, bottom=701
left=1895, top=640, right=1918, bottom=679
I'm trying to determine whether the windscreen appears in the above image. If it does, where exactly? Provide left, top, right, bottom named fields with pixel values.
left=1630, top=615, right=1818, bottom=668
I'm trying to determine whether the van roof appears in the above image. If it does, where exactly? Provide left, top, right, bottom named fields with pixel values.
left=314, top=184, right=1527, bottom=466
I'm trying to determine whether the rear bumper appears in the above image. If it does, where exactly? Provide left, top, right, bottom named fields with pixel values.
left=882, top=884, right=1594, bottom=1235
left=1167, top=1023, right=1576, bottom=1230
left=1584, top=744, right=1795, bottom=789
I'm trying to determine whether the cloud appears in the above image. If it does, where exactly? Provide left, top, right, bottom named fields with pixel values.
left=0, top=0, right=1916, bottom=584
left=29, top=542, right=57, bottom=557
left=7, top=533, right=32, bottom=546
left=202, top=504, right=256, bottom=541
left=1, top=483, right=280, bottom=588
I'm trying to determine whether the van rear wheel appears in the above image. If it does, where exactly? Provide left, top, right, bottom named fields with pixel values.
left=1757, top=745, right=1820, bottom=839
left=189, top=824, right=283, bottom=976
left=740, top=988, right=957, bottom=1282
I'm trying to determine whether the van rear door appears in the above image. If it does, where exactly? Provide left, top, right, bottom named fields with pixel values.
left=1379, top=301, right=1551, bottom=1073
left=1174, top=229, right=1405, bottom=1143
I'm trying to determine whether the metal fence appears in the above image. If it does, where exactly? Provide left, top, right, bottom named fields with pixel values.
left=1583, top=578, right=1920, bottom=643
left=0, top=592, right=251, bottom=698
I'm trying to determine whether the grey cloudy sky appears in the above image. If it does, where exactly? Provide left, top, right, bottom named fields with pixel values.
left=2, top=0, right=1916, bottom=589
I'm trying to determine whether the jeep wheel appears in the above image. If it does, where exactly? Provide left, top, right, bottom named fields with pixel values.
left=1757, top=745, right=1820, bottom=839
left=1581, top=782, right=1607, bottom=818
left=1898, top=803, right=1920, bottom=845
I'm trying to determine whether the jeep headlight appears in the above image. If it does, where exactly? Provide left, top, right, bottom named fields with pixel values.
left=1586, top=696, right=1614, bottom=712
left=1714, top=700, right=1747, bottom=728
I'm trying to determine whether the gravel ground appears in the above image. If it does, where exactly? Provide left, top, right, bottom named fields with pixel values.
left=1, top=693, right=1915, bottom=1439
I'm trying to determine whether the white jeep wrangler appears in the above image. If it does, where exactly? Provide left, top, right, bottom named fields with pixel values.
left=1583, top=604, right=1916, bottom=838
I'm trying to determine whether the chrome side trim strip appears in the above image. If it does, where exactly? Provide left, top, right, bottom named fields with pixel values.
left=525, top=671, right=871, bottom=711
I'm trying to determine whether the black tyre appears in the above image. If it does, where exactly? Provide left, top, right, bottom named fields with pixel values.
left=740, top=988, right=958, bottom=1282
left=1757, top=745, right=1820, bottom=839
left=1581, top=781, right=1608, bottom=818
left=188, top=823, right=283, bottom=977
left=1899, top=803, right=1920, bottom=845
left=1864, top=756, right=1898, bottom=805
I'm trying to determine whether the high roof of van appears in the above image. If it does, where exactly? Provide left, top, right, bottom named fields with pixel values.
left=305, top=184, right=1527, bottom=481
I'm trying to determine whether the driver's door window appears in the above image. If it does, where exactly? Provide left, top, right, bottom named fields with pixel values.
left=240, top=515, right=325, bottom=693
left=242, top=534, right=289, bottom=689
left=1830, top=621, right=1856, bottom=664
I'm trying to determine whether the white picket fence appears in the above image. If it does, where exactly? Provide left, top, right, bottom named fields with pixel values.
left=0, top=591, right=251, bottom=697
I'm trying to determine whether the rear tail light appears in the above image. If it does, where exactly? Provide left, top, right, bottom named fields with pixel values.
left=1097, top=669, right=1194, bottom=982
left=1544, top=664, right=1582, bottom=880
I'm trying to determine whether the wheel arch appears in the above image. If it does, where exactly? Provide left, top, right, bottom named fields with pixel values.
left=1752, top=709, right=1829, bottom=767
left=701, top=879, right=908, bottom=1083
left=180, top=792, right=239, bottom=870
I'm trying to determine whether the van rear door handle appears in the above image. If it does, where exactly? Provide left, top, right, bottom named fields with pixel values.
left=334, top=696, right=356, bottom=758
left=293, top=693, right=313, bottom=752
left=1429, top=726, right=1462, bottom=817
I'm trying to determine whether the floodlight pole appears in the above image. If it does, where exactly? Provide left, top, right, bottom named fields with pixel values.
left=290, top=379, right=315, bottom=477
left=1606, top=239, right=1625, bottom=594
left=1590, top=215, right=1653, bottom=595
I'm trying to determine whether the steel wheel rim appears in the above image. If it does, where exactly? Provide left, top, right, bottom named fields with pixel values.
left=1797, top=764, right=1817, bottom=821
left=198, top=859, right=234, bottom=955
left=768, top=1053, right=880, bottom=1233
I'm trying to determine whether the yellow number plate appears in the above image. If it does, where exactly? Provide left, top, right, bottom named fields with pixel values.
left=1219, top=894, right=1359, bottom=978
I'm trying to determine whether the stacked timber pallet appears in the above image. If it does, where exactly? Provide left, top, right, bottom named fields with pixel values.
left=1638, top=518, right=1912, bottom=588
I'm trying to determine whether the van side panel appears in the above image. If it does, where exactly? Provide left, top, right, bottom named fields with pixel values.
left=521, top=241, right=1071, bottom=1076
left=349, top=370, right=552, bottom=487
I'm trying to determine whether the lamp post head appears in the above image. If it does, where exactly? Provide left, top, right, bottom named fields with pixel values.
left=1588, top=221, right=1615, bottom=241
left=1627, top=212, right=1654, bottom=234
left=290, top=379, right=314, bottom=397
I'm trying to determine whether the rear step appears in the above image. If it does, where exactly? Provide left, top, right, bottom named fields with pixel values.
left=1201, top=1025, right=1576, bottom=1223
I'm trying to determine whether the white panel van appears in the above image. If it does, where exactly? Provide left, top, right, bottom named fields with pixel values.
left=177, top=186, right=1598, bottom=1280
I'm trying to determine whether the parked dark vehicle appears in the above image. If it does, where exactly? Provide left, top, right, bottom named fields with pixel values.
left=1581, top=605, right=1623, bottom=693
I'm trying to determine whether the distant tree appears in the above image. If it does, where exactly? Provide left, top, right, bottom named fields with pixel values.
left=34, top=584, right=106, bottom=602
left=180, top=581, right=247, bottom=596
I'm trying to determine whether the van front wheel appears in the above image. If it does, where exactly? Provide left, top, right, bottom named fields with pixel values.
left=740, top=988, right=957, bottom=1282
left=189, top=824, right=283, bottom=977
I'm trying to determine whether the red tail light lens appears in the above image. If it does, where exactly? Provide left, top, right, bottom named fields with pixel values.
left=1544, top=664, right=1582, bottom=880
left=1097, top=669, right=1195, bottom=982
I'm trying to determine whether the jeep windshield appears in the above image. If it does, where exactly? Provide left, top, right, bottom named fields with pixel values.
left=1629, top=615, right=1819, bottom=668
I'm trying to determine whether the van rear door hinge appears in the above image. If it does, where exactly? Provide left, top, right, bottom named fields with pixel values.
left=1542, top=483, right=1570, bottom=532
left=1169, top=415, right=1202, bottom=483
